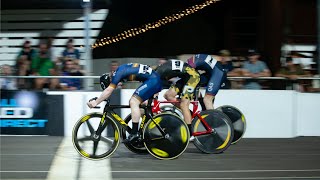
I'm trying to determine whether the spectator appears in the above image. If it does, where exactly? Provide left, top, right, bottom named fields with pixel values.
left=242, top=49, right=271, bottom=89
left=16, top=40, right=36, bottom=89
left=218, top=49, right=241, bottom=89
left=60, top=59, right=84, bottom=90
left=0, top=64, right=17, bottom=90
left=62, top=38, right=80, bottom=65
left=158, top=58, right=168, bottom=66
left=31, top=43, right=59, bottom=90
left=275, top=56, right=310, bottom=91
left=109, top=60, right=123, bottom=88
left=110, top=60, right=119, bottom=74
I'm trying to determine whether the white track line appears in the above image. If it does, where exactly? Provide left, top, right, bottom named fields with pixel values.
left=46, top=137, right=113, bottom=180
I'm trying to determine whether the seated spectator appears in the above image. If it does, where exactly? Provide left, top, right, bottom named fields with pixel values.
left=60, top=59, right=84, bottom=90
left=0, top=64, right=17, bottom=90
left=242, top=49, right=271, bottom=89
left=275, top=57, right=310, bottom=91
left=31, top=43, right=59, bottom=90
left=16, top=40, right=36, bottom=89
left=62, top=38, right=80, bottom=65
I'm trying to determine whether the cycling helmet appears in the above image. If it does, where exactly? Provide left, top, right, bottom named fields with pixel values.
left=100, top=73, right=111, bottom=90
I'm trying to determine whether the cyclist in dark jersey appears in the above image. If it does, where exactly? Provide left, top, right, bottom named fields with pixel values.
left=187, top=54, right=227, bottom=110
left=155, top=59, right=200, bottom=136
left=87, top=63, right=162, bottom=141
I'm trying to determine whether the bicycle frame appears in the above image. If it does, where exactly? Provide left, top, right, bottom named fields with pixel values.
left=95, top=99, right=167, bottom=139
left=151, top=98, right=213, bottom=136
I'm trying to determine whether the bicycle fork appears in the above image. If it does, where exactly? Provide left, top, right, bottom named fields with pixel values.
left=92, top=112, right=108, bottom=141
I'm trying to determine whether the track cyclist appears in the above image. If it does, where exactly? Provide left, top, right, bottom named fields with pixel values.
left=155, top=59, right=200, bottom=137
left=186, top=54, right=227, bottom=110
left=87, top=63, right=162, bottom=142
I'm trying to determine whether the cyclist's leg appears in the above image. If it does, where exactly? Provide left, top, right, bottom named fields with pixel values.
left=129, top=96, right=142, bottom=134
left=181, top=67, right=200, bottom=135
left=131, top=76, right=162, bottom=134
left=164, top=86, right=178, bottom=101
left=204, top=66, right=226, bottom=110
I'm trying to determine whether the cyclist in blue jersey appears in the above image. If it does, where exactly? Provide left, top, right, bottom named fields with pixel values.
left=87, top=63, right=162, bottom=142
left=187, top=54, right=227, bottom=110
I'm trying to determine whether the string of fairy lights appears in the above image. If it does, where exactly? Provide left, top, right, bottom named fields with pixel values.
left=92, top=0, right=221, bottom=48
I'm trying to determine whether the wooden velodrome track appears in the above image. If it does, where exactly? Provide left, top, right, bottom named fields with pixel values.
left=1, top=136, right=320, bottom=180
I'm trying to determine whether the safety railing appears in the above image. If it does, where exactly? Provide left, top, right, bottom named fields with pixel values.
left=1, top=75, right=320, bottom=92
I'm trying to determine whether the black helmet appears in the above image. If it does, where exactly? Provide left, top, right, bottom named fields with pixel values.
left=100, top=73, right=111, bottom=90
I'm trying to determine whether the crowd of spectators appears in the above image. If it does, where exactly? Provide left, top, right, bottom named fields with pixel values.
left=1, top=38, right=319, bottom=92
left=1, top=38, right=85, bottom=91
left=215, top=49, right=318, bottom=92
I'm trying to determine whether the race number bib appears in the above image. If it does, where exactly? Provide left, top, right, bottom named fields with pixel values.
left=138, top=64, right=152, bottom=75
left=204, top=55, right=217, bottom=69
left=171, top=60, right=184, bottom=72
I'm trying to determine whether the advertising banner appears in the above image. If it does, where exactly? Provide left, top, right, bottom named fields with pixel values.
left=0, top=90, right=63, bottom=135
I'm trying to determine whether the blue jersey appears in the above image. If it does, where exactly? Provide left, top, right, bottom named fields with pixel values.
left=110, top=63, right=155, bottom=88
left=187, top=54, right=219, bottom=73
left=187, top=54, right=226, bottom=96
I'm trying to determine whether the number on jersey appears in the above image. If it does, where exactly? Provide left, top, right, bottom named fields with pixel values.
left=138, top=64, right=152, bottom=74
left=171, top=60, right=184, bottom=71
left=204, top=55, right=217, bottom=69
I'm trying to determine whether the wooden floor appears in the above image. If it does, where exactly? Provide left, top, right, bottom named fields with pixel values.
left=1, top=136, right=320, bottom=180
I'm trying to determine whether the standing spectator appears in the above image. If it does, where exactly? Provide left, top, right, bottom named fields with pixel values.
left=109, top=60, right=122, bottom=88
left=62, top=38, right=80, bottom=65
left=218, top=49, right=241, bottom=89
left=158, top=58, right=168, bottom=66
left=242, top=49, right=271, bottom=89
left=31, top=43, right=59, bottom=90
left=275, top=57, right=310, bottom=91
left=16, top=40, right=36, bottom=89
left=0, top=64, right=17, bottom=90
left=60, top=59, right=84, bottom=90
left=110, top=60, right=119, bottom=74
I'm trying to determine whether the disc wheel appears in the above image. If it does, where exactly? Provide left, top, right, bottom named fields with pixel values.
left=72, top=113, right=120, bottom=160
left=216, top=105, right=246, bottom=144
left=143, top=113, right=189, bottom=160
left=121, top=114, right=148, bottom=154
left=192, top=110, right=234, bottom=154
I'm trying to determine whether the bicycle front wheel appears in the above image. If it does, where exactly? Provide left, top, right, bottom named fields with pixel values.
left=192, top=110, right=234, bottom=154
left=216, top=105, right=246, bottom=144
left=143, top=113, right=189, bottom=160
left=72, top=112, right=120, bottom=160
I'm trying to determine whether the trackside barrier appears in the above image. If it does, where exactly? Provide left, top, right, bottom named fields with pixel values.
left=1, top=76, right=320, bottom=137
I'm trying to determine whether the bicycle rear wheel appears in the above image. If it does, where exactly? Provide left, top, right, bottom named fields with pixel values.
left=216, top=105, right=246, bottom=144
left=72, top=112, right=120, bottom=160
left=143, top=113, right=189, bottom=160
left=121, top=114, right=148, bottom=154
left=192, top=110, right=234, bottom=154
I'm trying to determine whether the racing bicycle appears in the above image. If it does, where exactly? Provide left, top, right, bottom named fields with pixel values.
left=72, top=97, right=190, bottom=160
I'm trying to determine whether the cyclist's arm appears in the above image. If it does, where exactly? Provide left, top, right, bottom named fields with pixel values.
left=94, top=86, right=115, bottom=106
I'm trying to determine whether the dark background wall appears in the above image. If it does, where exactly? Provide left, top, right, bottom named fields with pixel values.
left=2, top=0, right=317, bottom=72
left=92, top=0, right=316, bottom=72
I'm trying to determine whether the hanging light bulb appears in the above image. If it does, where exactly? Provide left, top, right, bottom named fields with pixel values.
left=95, top=0, right=221, bottom=47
